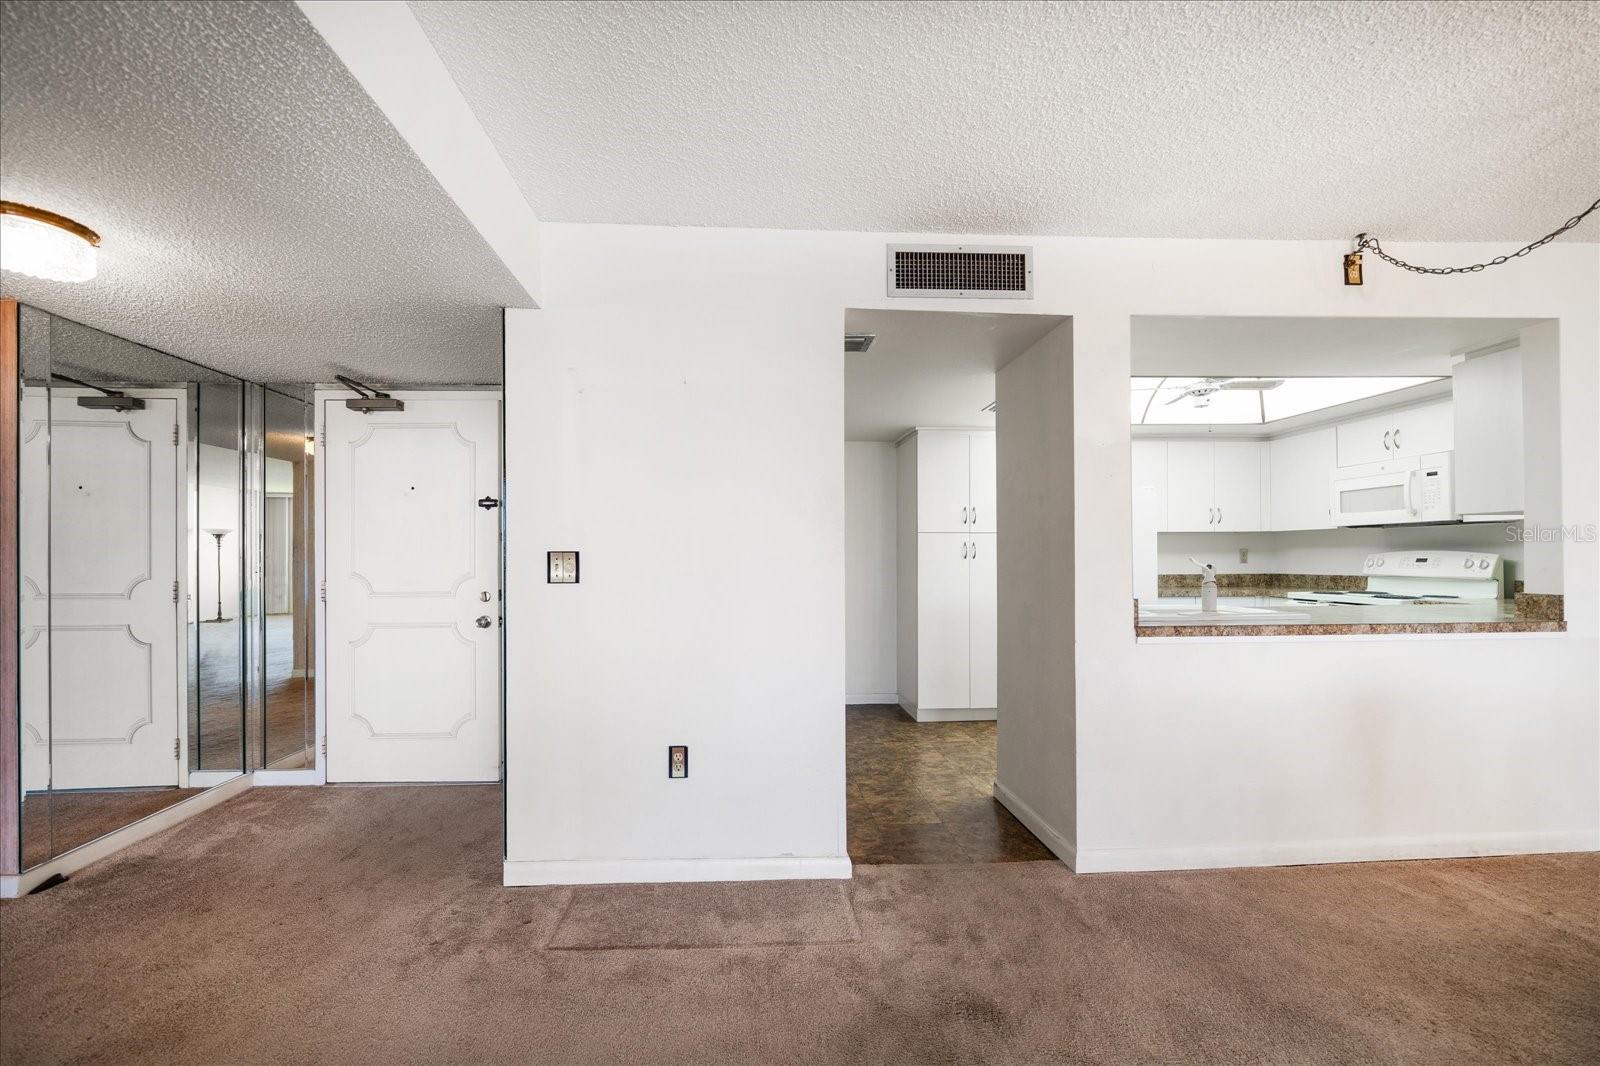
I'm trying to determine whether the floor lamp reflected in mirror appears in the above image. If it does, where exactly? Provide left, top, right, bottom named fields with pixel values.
left=204, top=528, right=232, bottom=622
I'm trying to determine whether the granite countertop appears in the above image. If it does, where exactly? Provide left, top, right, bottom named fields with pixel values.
left=1135, top=595, right=1565, bottom=638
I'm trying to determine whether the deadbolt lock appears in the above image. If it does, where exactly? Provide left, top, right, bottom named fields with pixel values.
left=475, top=615, right=493, bottom=629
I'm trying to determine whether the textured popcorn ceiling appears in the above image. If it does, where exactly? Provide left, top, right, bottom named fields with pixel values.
left=0, top=0, right=528, bottom=384
left=411, top=0, right=1600, bottom=240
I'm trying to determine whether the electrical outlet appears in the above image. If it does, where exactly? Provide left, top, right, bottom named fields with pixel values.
left=547, top=551, right=579, bottom=584
left=1238, top=548, right=1249, bottom=564
left=668, top=745, right=688, bottom=779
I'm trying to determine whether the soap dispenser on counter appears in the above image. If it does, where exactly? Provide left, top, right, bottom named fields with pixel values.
left=1189, top=557, right=1218, bottom=613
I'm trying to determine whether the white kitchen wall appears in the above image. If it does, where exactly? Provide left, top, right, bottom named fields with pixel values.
left=1156, top=523, right=1527, bottom=587
left=845, top=441, right=897, bottom=701
left=503, top=225, right=1598, bottom=884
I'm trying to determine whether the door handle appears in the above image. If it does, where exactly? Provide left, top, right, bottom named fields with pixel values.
left=1393, top=428, right=1401, bottom=451
left=971, top=540, right=977, bottom=559
left=475, top=615, right=493, bottom=629
left=1208, top=507, right=1214, bottom=525
left=963, top=506, right=970, bottom=525
left=1383, top=430, right=1392, bottom=452
left=1216, top=506, right=1222, bottom=526
left=971, top=506, right=977, bottom=526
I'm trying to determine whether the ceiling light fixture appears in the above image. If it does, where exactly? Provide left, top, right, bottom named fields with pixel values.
left=1345, top=196, right=1599, bottom=285
left=0, top=200, right=100, bottom=282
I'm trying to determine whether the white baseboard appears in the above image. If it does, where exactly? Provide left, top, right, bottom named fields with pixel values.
left=993, top=780, right=1077, bottom=870
left=1072, top=829, right=1600, bottom=874
left=185, top=770, right=242, bottom=789
left=1, top=772, right=254, bottom=898
left=503, top=855, right=854, bottom=887
left=846, top=693, right=900, bottom=705
left=904, top=704, right=997, bottom=723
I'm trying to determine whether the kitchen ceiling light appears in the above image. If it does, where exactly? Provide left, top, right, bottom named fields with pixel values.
left=0, top=201, right=100, bottom=282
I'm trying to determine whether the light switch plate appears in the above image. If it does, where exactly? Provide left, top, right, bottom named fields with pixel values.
left=668, top=745, right=688, bottom=779
left=547, top=550, right=579, bottom=584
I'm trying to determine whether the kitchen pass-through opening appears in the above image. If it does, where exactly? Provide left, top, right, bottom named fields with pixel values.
left=1130, top=315, right=1564, bottom=636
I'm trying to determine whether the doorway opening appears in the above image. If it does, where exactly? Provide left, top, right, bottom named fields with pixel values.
left=843, top=308, right=1066, bottom=864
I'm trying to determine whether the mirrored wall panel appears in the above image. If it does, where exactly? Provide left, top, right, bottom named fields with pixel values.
left=261, top=386, right=314, bottom=770
left=12, top=307, right=274, bottom=868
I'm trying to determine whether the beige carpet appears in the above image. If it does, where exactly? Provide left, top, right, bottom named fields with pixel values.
left=2, top=785, right=1596, bottom=1064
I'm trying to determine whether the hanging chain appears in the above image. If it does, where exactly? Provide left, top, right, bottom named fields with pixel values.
left=1352, top=196, right=1600, bottom=275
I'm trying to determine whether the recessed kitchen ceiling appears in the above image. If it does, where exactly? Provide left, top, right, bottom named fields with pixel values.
left=845, top=308, right=1067, bottom=442
left=0, top=1, right=529, bottom=384
left=1131, top=316, right=1540, bottom=377
left=1132, top=376, right=1445, bottom=426
left=410, top=1, right=1600, bottom=240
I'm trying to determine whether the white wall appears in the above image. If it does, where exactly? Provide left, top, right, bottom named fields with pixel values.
left=503, top=224, right=1598, bottom=884
left=995, top=322, right=1078, bottom=861
left=845, top=442, right=897, bottom=701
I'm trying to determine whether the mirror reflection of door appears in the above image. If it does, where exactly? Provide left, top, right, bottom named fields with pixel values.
left=21, top=387, right=184, bottom=792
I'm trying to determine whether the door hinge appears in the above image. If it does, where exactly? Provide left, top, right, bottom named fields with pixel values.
left=172, top=580, right=180, bottom=604
left=173, top=738, right=180, bottom=759
left=320, top=426, right=327, bottom=447
left=319, top=580, right=326, bottom=603
left=319, top=736, right=327, bottom=758
left=172, top=425, right=180, bottom=446
left=477, top=496, right=500, bottom=510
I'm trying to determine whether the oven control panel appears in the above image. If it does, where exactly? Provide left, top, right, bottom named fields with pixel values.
left=1363, top=551, right=1500, bottom=575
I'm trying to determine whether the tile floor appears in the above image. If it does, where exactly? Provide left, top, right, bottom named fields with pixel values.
left=845, top=704, right=1054, bottom=864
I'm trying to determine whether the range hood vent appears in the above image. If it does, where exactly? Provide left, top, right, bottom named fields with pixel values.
left=887, top=244, right=1032, bottom=299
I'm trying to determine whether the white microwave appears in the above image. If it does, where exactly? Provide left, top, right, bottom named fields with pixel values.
left=1331, top=452, right=1456, bottom=527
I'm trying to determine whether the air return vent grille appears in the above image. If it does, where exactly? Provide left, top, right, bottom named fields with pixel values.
left=887, top=244, right=1033, bottom=299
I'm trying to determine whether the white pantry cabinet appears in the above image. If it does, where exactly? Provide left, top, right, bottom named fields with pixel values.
left=907, top=428, right=996, bottom=533
left=1165, top=439, right=1265, bottom=532
left=1336, top=400, right=1453, bottom=468
left=897, top=430, right=998, bottom=721
left=1268, top=426, right=1337, bottom=531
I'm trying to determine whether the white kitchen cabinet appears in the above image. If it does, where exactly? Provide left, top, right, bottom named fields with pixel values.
left=1269, top=426, right=1337, bottom=530
left=1336, top=400, right=1453, bottom=468
left=914, top=534, right=972, bottom=711
left=967, top=533, right=998, bottom=710
left=897, top=429, right=999, bottom=721
left=968, top=432, right=997, bottom=533
left=1453, top=346, right=1523, bottom=516
left=1212, top=442, right=1263, bottom=531
left=905, top=429, right=995, bottom=534
left=914, top=431, right=973, bottom=533
left=1164, top=439, right=1264, bottom=532
left=1165, top=440, right=1217, bottom=531
left=1130, top=440, right=1168, bottom=602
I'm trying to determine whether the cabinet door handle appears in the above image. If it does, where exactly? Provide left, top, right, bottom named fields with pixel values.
left=1393, top=428, right=1401, bottom=451
left=962, top=541, right=968, bottom=559
left=971, top=540, right=978, bottom=559
left=971, top=506, right=977, bottom=526
left=1207, top=507, right=1214, bottom=525
left=1383, top=430, right=1392, bottom=452
left=962, top=505, right=969, bottom=525
left=1217, top=506, right=1222, bottom=526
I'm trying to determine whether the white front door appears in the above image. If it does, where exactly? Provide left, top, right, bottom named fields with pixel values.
left=20, top=389, right=183, bottom=791
left=324, top=394, right=502, bottom=783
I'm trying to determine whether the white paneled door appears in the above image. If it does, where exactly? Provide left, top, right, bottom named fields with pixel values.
left=324, top=395, right=502, bottom=783
left=20, top=389, right=183, bottom=791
